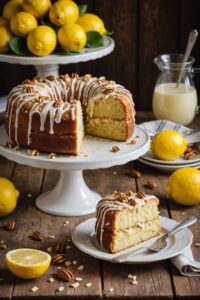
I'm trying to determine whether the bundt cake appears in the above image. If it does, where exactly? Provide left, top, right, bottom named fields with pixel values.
left=95, top=191, right=160, bottom=253
left=6, top=73, right=135, bottom=155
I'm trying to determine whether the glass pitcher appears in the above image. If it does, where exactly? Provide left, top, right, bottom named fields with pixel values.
left=152, top=54, right=200, bottom=125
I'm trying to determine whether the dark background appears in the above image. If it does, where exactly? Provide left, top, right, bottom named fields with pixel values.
left=0, top=0, right=200, bottom=110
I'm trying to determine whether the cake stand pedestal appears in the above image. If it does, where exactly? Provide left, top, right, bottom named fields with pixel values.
left=0, top=36, right=114, bottom=77
left=0, top=125, right=150, bottom=216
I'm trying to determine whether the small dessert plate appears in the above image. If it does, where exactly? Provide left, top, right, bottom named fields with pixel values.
left=72, top=216, right=193, bottom=264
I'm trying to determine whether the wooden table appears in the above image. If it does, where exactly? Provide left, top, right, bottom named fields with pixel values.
left=0, top=112, right=200, bottom=300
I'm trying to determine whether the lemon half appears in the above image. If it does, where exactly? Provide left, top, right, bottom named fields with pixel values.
left=6, top=249, right=51, bottom=279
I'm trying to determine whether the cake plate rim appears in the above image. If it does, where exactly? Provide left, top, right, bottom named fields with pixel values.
left=0, top=124, right=150, bottom=216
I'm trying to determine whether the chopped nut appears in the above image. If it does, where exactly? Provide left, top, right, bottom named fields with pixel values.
left=128, top=274, right=133, bottom=279
left=64, top=220, right=70, bottom=225
left=55, top=242, right=65, bottom=253
left=184, top=150, right=197, bottom=160
left=70, top=282, right=80, bottom=288
left=111, top=146, right=120, bottom=153
left=29, top=231, right=42, bottom=242
left=72, top=260, right=77, bottom=265
left=0, top=243, right=7, bottom=250
left=77, top=265, right=84, bottom=271
left=136, top=191, right=145, bottom=199
left=48, top=277, right=55, bottom=283
left=27, top=149, right=39, bottom=157
left=103, top=86, right=116, bottom=94
left=5, top=220, right=16, bottom=231
left=109, top=287, right=114, bottom=292
left=146, top=179, right=157, bottom=189
left=193, top=242, right=200, bottom=247
left=130, top=280, right=138, bottom=285
left=65, top=261, right=71, bottom=267
left=48, top=152, right=56, bottom=159
left=86, top=282, right=92, bottom=288
left=84, top=74, right=92, bottom=81
left=52, top=254, right=67, bottom=265
left=130, top=170, right=141, bottom=178
left=113, top=171, right=117, bottom=175
left=15, top=145, right=21, bottom=151
left=57, top=286, right=64, bottom=292
left=66, top=245, right=71, bottom=250
left=130, top=136, right=139, bottom=144
left=30, top=286, right=38, bottom=292
left=98, top=76, right=106, bottom=83
left=47, top=247, right=52, bottom=253
left=27, top=193, right=32, bottom=198
left=75, top=277, right=83, bottom=281
left=56, top=267, right=75, bottom=282
left=49, top=235, right=55, bottom=239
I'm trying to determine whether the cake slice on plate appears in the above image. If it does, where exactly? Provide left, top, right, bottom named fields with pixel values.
left=95, top=191, right=160, bottom=253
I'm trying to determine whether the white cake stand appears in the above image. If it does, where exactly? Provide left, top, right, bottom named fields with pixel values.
left=0, top=125, right=150, bottom=216
left=0, top=36, right=114, bottom=77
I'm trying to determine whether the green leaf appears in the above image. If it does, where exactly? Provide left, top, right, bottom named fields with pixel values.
left=86, top=31, right=104, bottom=48
left=105, top=30, right=114, bottom=36
left=79, top=4, right=88, bottom=15
left=54, top=47, right=78, bottom=55
left=9, top=36, right=28, bottom=56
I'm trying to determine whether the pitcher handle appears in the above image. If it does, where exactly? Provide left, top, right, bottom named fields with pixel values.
left=191, top=67, right=200, bottom=77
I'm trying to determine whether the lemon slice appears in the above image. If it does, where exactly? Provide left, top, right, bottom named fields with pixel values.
left=5, top=249, right=51, bottom=279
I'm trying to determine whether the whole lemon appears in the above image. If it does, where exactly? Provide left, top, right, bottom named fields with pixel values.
left=0, top=27, right=13, bottom=54
left=0, top=177, right=19, bottom=217
left=49, top=0, right=79, bottom=27
left=23, top=0, right=51, bottom=19
left=165, top=168, right=200, bottom=205
left=27, top=25, right=57, bottom=56
left=77, top=13, right=106, bottom=35
left=151, top=130, right=187, bottom=161
left=2, top=0, right=23, bottom=21
left=0, top=17, right=9, bottom=27
left=58, top=23, right=86, bottom=52
left=11, top=12, right=37, bottom=37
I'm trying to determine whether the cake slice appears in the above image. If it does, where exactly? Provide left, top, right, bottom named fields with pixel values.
left=95, top=191, right=160, bottom=253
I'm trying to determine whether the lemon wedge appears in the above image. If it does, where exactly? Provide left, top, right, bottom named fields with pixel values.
left=5, top=249, right=51, bottom=279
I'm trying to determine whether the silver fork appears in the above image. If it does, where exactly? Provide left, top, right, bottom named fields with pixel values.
left=112, top=216, right=197, bottom=263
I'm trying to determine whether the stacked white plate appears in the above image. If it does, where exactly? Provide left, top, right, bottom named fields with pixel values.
left=139, top=120, right=200, bottom=173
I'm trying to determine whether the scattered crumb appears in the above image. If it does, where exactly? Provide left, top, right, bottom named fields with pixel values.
left=113, top=171, right=117, bottom=175
left=67, top=238, right=71, bottom=242
left=130, top=135, right=139, bottom=145
left=64, top=220, right=70, bottom=226
left=77, top=265, right=84, bottom=271
left=193, top=242, right=200, bottom=247
left=128, top=274, right=133, bottom=279
left=27, top=193, right=32, bottom=198
left=109, top=287, right=114, bottom=292
left=129, top=280, right=138, bottom=285
left=49, top=235, right=55, bottom=239
left=65, top=261, right=71, bottom=267
left=111, top=146, right=120, bottom=153
left=48, top=277, right=55, bottom=283
left=57, top=286, right=64, bottom=292
left=27, top=149, right=39, bottom=157
left=66, top=245, right=71, bottom=250
left=70, top=282, right=80, bottom=288
left=73, top=260, right=78, bottom=265
left=85, top=282, right=92, bottom=288
left=15, top=145, right=21, bottom=151
left=48, top=153, right=56, bottom=159
left=47, top=247, right=52, bottom=253
left=75, top=277, right=83, bottom=281
left=30, top=286, right=38, bottom=292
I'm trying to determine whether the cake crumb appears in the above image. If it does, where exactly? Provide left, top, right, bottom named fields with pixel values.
left=77, top=265, right=84, bottom=271
left=65, top=261, right=71, bottom=267
left=130, top=135, right=139, bottom=144
left=70, top=282, right=80, bottom=288
left=57, top=286, right=64, bottom=292
left=27, top=193, right=32, bottom=198
left=75, top=277, right=83, bottom=281
left=49, top=235, right=55, bottom=239
left=86, top=282, right=92, bottom=287
left=30, top=286, right=38, bottom=292
left=130, top=280, right=138, bottom=285
left=66, top=245, right=71, bottom=250
left=48, top=277, right=55, bottom=283
left=73, top=260, right=78, bottom=265
left=109, top=287, right=114, bottom=292
left=111, top=146, right=120, bottom=153
left=113, top=171, right=117, bottom=175
left=64, top=220, right=70, bottom=225
left=47, top=247, right=52, bottom=253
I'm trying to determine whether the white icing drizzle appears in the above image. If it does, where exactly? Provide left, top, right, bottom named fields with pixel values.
left=95, top=193, right=157, bottom=246
left=7, top=75, right=135, bottom=147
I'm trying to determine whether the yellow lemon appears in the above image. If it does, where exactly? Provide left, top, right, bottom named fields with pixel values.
left=0, top=16, right=9, bottom=27
left=11, top=12, right=37, bottom=37
left=27, top=25, right=56, bottom=56
left=77, top=13, right=106, bottom=35
left=49, top=0, right=79, bottom=27
left=165, top=168, right=200, bottom=205
left=5, top=249, right=51, bottom=279
left=0, top=27, right=13, bottom=54
left=22, top=0, right=51, bottom=19
left=151, top=130, right=187, bottom=161
left=58, top=23, right=86, bottom=51
left=0, top=177, right=19, bottom=217
left=2, top=0, right=23, bottom=21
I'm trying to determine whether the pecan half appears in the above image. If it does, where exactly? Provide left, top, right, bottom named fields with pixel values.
left=52, top=254, right=67, bottom=264
left=136, top=191, right=145, bottom=199
left=29, top=231, right=42, bottom=241
left=146, top=179, right=157, bottom=189
left=111, top=146, right=120, bottom=153
left=130, top=170, right=141, bottom=178
left=55, top=242, right=65, bottom=253
left=56, top=267, right=75, bottom=282
left=5, top=220, right=16, bottom=231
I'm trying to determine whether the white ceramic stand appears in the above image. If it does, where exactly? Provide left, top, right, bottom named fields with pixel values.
left=0, top=36, right=114, bottom=77
left=0, top=125, right=150, bottom=216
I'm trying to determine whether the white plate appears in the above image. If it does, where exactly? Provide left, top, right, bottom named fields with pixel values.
left=138, top=157, right=200, bottom=173
left=0, top=95, right=7, bottom=113
left=139, top=120, right=200, bottom=165
left=72, top=216, right=193, bottom=264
